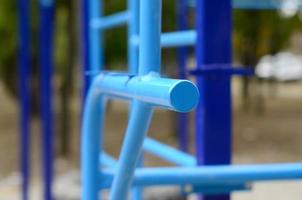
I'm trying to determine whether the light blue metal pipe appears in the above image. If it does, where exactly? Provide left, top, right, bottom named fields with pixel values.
left=92, top=72, right=199, bottom=113
left=81, top=89, right=106, bottom=200
left=109, top=101, right=153, bottom=200
left=131, top=30, right=197, bottom=48
left=109, top=1, right=163, bottom=199
left=139, top=0, right=162, bottom=75
left=90, top=11, right=130, bottom=30
left=143, top=138, right=197, bottom=166
left=161, top=30, right=196, bottom=48
left=100, top=152, right=117, bottom=168
left=128, top=0, right=139, bottom=74
left=89, top=0, right=103, bottom=84
left=100, top=163, right=302, bottom=188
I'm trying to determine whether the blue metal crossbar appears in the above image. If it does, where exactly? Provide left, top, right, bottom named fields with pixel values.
left=188, top=0, right=302, bottom=10
left=143, top=138, right=196, bottom=166
left=161, top=30, right=196, bottom=48
left=90, top=11, right=130, bottom=30
left=100, top=163, right=302, bottom=187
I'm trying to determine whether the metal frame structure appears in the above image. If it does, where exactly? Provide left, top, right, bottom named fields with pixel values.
left=17, top=0, right=31, bottom=199
left=39, top=0, right=55, bottom=199
left=17, top=0, right=55, bottom=199
left=82, top=0, right=302, bottom=200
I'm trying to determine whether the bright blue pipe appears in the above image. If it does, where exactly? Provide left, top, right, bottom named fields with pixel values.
left=89, top=0, right=103, bottom=83
left=131, top=30, right=197, bottom=48
left=91, top=72, right=199, bottom=113
left=161, top=30, right=196, bottom=48
left=143, top=138, right=197, bottom=166
left=81, top=91, right=106, bottom=200
left=100, top=163, right=302, bottom=188
left=100, top=153, right=117, bottom=168
left=109, top=1, right=163, bottom=199
left=109, top=101, right=153, bottom=200
left=128, top=0, right=139, bottom=74
left=91, top=11, right=130, bottom=30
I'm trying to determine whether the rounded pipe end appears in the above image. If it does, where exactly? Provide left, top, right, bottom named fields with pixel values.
left=170, top=80, right=199, bottom=112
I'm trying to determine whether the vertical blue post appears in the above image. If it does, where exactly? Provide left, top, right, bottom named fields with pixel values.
left=82, top=0, right=90, bottom=98
left=17, top=0, right=30, bottom=199
left=109, top=1, right=162, bottom=199
left=176, top=0, right=189, bottom=152
left=195, top=0, right=232, bottom=200
left=89, top=0, right=103, bottom=82
left=128, top=1, right=141, bottom=199
left=128, top=0, right=139, bottom=74
left=39, top=0, right=55, bottom=199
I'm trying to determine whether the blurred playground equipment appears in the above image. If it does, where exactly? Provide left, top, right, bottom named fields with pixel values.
left=15, top=0, right=302, bottom=199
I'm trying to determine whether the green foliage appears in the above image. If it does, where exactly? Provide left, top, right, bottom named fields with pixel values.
left=0, top=0, right=17, bottom=76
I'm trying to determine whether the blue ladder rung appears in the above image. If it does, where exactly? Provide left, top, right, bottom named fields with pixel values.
left=161, top=30, right=196, bottom=48
left=143, top=137, right=196, bottom=166
left=131, top=30, right=197, bottom=48
left=100, top=152, right=117, bottom=168
left=90, top=11, right=129, bottom=30
left=100, top=163, right=302, bottom=189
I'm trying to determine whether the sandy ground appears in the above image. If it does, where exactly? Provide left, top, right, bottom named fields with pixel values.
left=1, top=78, right=302, bottom=199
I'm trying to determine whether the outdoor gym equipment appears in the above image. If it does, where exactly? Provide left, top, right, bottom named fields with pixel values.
left=81, top=0, right=302, bottom=200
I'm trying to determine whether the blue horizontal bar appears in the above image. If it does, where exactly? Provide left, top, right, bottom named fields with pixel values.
left=191, top=183, right=251, bottom=195
left=188, top=0, right=302, bottom=10
left=143, top=138, right=197, bottom=166
left=131, top=30, right=196, bottom=48
left=100, top=152, right=117, bottom=168
left=161, top=30, right=196, bottom=48
left=90, top=11, right=129, bottom=30
left=190, top=65, right=255, bottom=77
left=90, top=72, right=199, bottom=112
left=100, top=163, right=302, bottom=188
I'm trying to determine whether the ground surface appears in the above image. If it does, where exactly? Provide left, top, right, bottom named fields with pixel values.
left=1, top=79, right=302, bottom=199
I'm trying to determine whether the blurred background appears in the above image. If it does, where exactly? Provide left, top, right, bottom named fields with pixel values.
left=1, top=0, right=302, bottom=199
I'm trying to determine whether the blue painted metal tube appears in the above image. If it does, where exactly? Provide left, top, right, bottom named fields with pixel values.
left=177, top=0, right=190, bottom=153
left=17, top=0, right=31, bottom=199
left=100, top=163, right=302, bottom=188
left=128, top=0, right=139, bottom=74
left=127, top=1, right=141, bottom=199
left=81, top=89, right=106, bottom=200
left=90, top=11, right=130, bottom=30
left=143, top=138, right=196, bottom=166
left=89, top=0, right=103, bottom=84
left=91, top=73, right=199, bottom=112
left=100, top=153, right=117, bottom=168
left=109, top=1, right=163, bottom=199
left=82, top=0, right=90, bottom=98
left=138, top=0, right=162, bottom=75
left=161, top=30, right=196, bottom=48
left=39, top=0, right=55, bottom=199
left=109, top=101, right=153, bottom=200
left=188, top=0, right=302, bottom=10
left=195, top=0, right=232, bottom=199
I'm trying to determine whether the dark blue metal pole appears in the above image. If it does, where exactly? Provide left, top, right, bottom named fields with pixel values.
left=195, top=0, right=232, bottom=200
left=176, top=0, right=189, bottom=152
left=17, top=0, right=31, bottom=199
left=39, top=0, right=55, bottom=199
left=82, top=0, right=90, bottom=98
